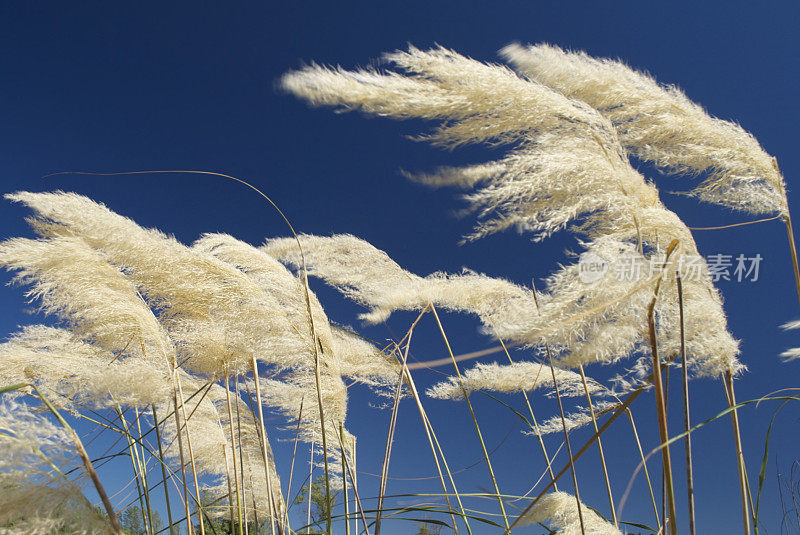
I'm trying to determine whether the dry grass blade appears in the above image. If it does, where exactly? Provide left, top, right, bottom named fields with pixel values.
left=430, top=304, right=511, bottom=531
left=225, top=373, right=244, bottom=535
left=549, top=353, right=586, bottom=535
left=175, top=373, right=205, bottom=535
left=509, top=353, right=679, bottom=530
left=151, top=404, right=176, bottom=534
left=491, top=321, right=558, bottom=491
left=677, top=274, right=696, bottom=535
left=646, top=243, right=678, bottom=535
left=578, top=364, right=617, bottom=527
left=375, top=339, right=412, bottom=535
left=625, top=408, right=661, bottom=531
left=725, top=371, right=752, bottom=535
left=34, top=385, right=124, bottom=534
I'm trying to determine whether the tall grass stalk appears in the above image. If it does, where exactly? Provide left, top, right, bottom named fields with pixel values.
left=171, top=374, right=194, bottom=535
left=116, top=406, right=151, bottom=535
left=307, top=442, right=314, bottom=535
left=578, top=364, right=617, bottom=527
left=510, top=354, right=678, bottom=529
left=677, top=274, right=697, bottom=535
left=625, top=407, right=661, bottom=531
left=724, top=371, right=752, bottom=535
left=784, top=214, right=800, bottom=308
left=334, top=420, right=371, bottom=535
left=647, top=242, right=678, bottom=535
left=531, top=280, right=584, bottom=533
left=285, top=396, right=305, bottom=528
left=151, top=404, right=176, bottom=534
left=175, top=373, right=206, bottom=535
left=375, top=338, right=412, bottom=535
left=250, top=357, right=278, bottom=535
left=134, top=407, right=156, bottom=535
left=350, top=434, right=357, bottom=535
left=400, top=356, right=468, bottom=535
left=225, top=373, right=245, bottom=535
left=492, top=322, right=558, bottom=491
left=223, top=445, right=236, bottom=531
left=339, top=424, right=350, bottom=535
left=649, top=308, right=677, bottom=535
left=234, top=377, right=251, bottom=535
left=392, top=306, right=465, bottom=534
left=34, top=385, right=124, bottom=534
left=430, top=304, right=511, bottom=531
left=546, top=345, right=586, bottom=535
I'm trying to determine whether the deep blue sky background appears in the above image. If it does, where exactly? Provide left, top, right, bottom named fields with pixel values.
left=2, top=2, right=800, bottom=534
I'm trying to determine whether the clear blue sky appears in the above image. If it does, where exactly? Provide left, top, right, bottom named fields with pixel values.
left=2, top=2, right=800, bottom=533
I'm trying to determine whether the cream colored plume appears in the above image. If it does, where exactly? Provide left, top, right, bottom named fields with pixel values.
left=193, top=233, right=338, bottom=367
left=198, top=233, right=399, bottom=394
left=0, top=326, right=172, bottom=410
left=525, top=401, right=621, bottom=437
left=6, top=191, right=310, bottom=377
left=0, top=235, right=174, bottom=366
left=500, top=42, right=788, bottom=216
left=331, top=325, right=399, bottom=391
left=201, top=382, right=285, bottom=521
left=266, top=233, right=739, bottom=377
left=517, top=491, right=622, bottom=534
left=281, top=46, right=741, bottom=376
left=251, top=373, right=349, bottom=450
left=0, top=399, right=114, bottom=534
left=426, top=360, right=602, bottom=400
left=779, top=320, right=800, bottom=361
left=282, top=46, right=669, bottom=244
left=263, top=233, right=535, bottom=326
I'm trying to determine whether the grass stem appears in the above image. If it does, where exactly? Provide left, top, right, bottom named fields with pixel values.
left=430, top=304, right=511, bottom=531
left=34, top=386, right=123, bottom=535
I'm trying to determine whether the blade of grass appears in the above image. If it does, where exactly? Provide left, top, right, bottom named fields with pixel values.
left=508, top=353, right=679, bottom=531
left=135, top=407, right=156, bottom=535
left=783, top=213, right=800, bottom=307
left=430, top=304, right=510, bottom=531
left=647, top=241, right=678, bottom=535
left=225, top=373, right=245, bottom=535
left=578, top=364, right=617, bottom=527
left=251, top=357, right=279, bottom=535
left=530, top=280, right=584, bottom=534
left=339, top=423, right=351, bottom=535
left=756, top=399, right=790, bottom=533
left=285, top=395, right=305, bottom=528
left=375, top=336, right=413, bottom=535
left=676, top=274, right=696, bottom=535
left=34, top=385, right=123, bottom=535
left=115, top=406, right=150, bottom=535
left=400, top=357, right=468, bottom=534
left=724, top=370, right=752, bottom=535
left=176, top=372, right=205, bottom=535
left=491, top=320, right=558, bottom=491
left=625, top=407, right=661, bottom=531
left=334, top=420, right=370, bottom=535
left=152, top=404, right=176, bottom=535
left=546, top=347, right=585, bottom=535
left=233, top=377, right=251, bottom=535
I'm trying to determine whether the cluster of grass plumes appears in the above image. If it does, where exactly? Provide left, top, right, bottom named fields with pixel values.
left=0, top=41, right=795, bottom=535
left=279, top=42, right=791, bottom=535
left=0, top=191, right=400, bottom=534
